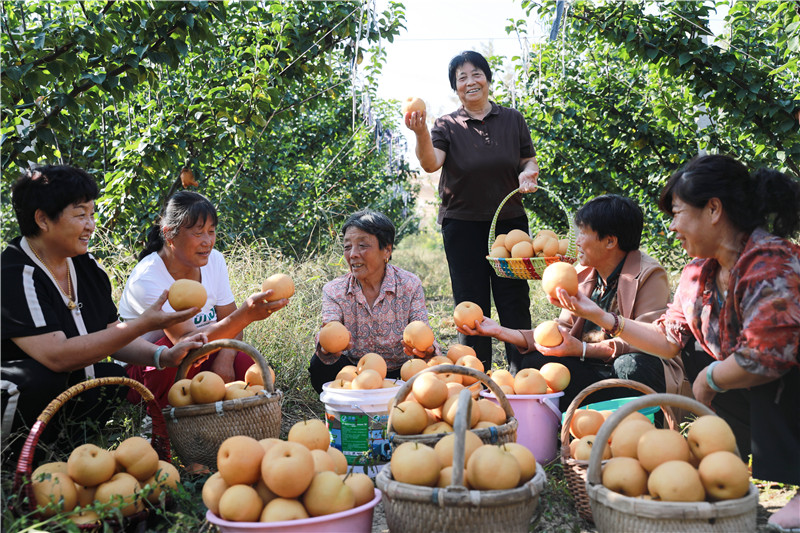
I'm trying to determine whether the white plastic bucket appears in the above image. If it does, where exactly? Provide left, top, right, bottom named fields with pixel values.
left=319, top=382, right=403, bottom=476
left=205, top=488, right=381, bottom=532
left=481, top=390, right=564, bottom=464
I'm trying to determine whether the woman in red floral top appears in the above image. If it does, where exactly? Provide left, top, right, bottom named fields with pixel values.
left=550, top=155, right=799, bottom=531
left=308, top=210, right=440, bottom=393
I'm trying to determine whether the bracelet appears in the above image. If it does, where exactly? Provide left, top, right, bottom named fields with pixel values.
left=153, top=345, right=167, bottom=371
left=603, top=312, right=622, bottom=337
left=706, top=360, right=727, bottom=393
left=581, top=342, right=587, bottom=362
left=616, top=316, right=626, bottom=337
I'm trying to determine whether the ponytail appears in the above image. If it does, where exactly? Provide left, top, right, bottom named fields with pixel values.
left=751, top=168, right=800, bottom=239
left=139, top=224, right=165, bottom=260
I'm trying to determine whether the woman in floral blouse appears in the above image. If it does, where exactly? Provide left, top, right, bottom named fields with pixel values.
left=549, top=154, right=799, bottom=531
left=308, top=210, right=440, bottom=393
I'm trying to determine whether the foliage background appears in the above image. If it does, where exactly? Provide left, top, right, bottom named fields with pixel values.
left=3, top=1, right=798, bottom=262
left=1, top=0, right=417, bottom=256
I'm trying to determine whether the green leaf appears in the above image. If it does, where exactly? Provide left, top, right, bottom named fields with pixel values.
left=33, top=33, right=46, bottom=49
left=174, top=39, right=188, bottom=56
left=87, top=73, right=107, bottom=85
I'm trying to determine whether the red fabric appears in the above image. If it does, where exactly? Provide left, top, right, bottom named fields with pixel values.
left=125, top=337, right=252, bottom=409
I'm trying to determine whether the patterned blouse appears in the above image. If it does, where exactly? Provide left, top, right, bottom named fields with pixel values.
left=657, top=228, right=800, bottom=378
left=317, top=264, right=439, bottom=370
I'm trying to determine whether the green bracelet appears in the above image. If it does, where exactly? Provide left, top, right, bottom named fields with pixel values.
left=706, top=360, right=727, bottom=393
left=153, top=345, right=167, bottom=371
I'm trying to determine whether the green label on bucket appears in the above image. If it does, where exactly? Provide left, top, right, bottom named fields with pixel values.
left=326, top=410, right=391, bottom=466
left=341, top=414, right=369, bottom=456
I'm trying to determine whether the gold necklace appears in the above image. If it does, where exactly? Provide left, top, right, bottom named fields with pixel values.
left=28, top=243, right=79, bottom=310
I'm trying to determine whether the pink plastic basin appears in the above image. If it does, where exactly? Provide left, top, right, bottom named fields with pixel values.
left=481, top=390, right=564, bottom=464
left=205, top=489, right=381, bottom=533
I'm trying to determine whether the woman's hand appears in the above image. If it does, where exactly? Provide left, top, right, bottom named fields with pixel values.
left=318, top=339, right=355, bottom=359
left=518, top=168, right=539, bottom=193
left=457, top=316, right=497, bottom=338
left=534, top=326, right=581, bottom=357
left=401, top=340, right=434, bottom=359
left=140, top=291, right=200, bottom=331
left=404, top=110, right=427, bottom=134
left=160, top=332, right=208, bottom=368
left=242, top=291, right=289, bottom=321
left=551, top=288, right=604, bottom=322
left=691, top=368, right=717, bottom=407
left=518, top=157, right=540, bottom=193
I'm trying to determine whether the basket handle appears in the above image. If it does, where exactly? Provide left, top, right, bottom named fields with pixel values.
left=13, top=377, right=168, bottom=513
left=560, top=378, right=677, bottom=447
left=586, top=393, right=717, bottom=486
left=487, top=183, right=576, bottom=254
left=387, top=364, right=515, bottom=434
left=449, top=388, right=474, bottom=489
left=174, top=339, right=275, bottom=393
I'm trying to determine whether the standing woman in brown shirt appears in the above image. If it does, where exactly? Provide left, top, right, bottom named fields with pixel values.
left=405, top=50, right=540, bottom=373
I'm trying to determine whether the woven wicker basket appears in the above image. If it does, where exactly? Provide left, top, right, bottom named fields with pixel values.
left=561, top=378, right=676, bottom=523
left=486, top=184, right=578, bottom=280
left=162, top=339, right=281, bottom=469
left=14, top=376, right=166, bottom=529
left=387, top=364, right=517, bottom=448
left=586, top=393, right=758, bottom=532
left=377, top=388, right=546, bottom=532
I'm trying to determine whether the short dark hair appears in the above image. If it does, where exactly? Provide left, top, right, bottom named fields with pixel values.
left=12, top=165, right=99, bottom=237
left=448, top=51, right=493, bottom=91
left=574, top=195, right=643, bottom=252
left=140, top=191, right=218, bottom=259
left=341, top=209, right=395, bottom=251
left=658, top=154, right=800, bottom=238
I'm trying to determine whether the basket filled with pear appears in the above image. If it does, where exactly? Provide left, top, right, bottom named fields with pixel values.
left=560, top=378, right=675, bottom=523
left=377, top=388, right=546, bottom=533
left=163, top=338, right=282, bottom=469
left=486, top=184, right=578, bottom=280
left=14, top=377, right=180, bottom=530
left=585, top=392, right=757, bottom=532
left=387, top=358, right=518, bottom=449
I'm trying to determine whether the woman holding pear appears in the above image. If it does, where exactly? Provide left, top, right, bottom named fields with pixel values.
left=0, top=166, right=206, bottom=464
left=548, top=155, right=800, bottom=531
left=119, top=191, right=289, bottom=409
left=405, top=50, right=540, bottom=373
left=308, top=209, right=439, bottom=393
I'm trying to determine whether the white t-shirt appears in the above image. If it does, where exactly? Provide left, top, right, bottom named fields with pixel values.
left=118, top=250, right=235, bottom=330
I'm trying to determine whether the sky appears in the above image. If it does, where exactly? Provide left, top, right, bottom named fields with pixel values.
left=372, top=0, right=540, bottom=168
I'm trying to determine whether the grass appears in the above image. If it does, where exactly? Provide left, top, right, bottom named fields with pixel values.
left=2, top=229, right=793, bottom=532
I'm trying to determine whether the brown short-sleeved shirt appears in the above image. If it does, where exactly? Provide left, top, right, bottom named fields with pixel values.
left=431, top=102, right=536, bottom=223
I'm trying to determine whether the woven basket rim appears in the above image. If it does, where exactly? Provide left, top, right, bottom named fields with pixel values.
left=376, top=457, right=547, bottom=506
left=587, top=482, right=759, bottom=518
left=161, top=389, right=282, bottom=418
left=389, top=416, right=519, bottom=446
left=387, top=365, right=516, bottom=443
